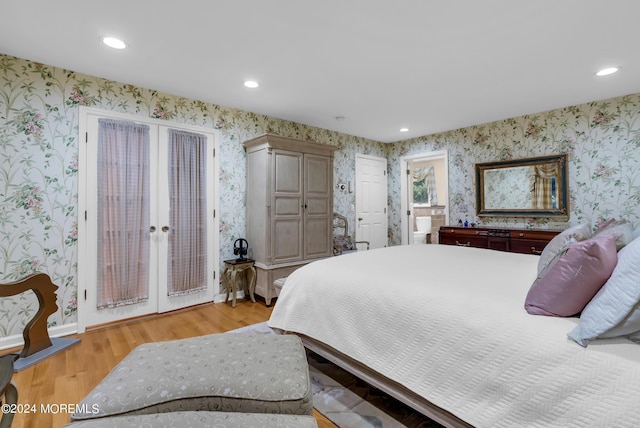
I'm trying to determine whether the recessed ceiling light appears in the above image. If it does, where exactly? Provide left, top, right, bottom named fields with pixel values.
left=101, top=36, right=127, bottom=50
left=596, top=67, right=619, bottom=77
left=400, top=128, right=409, bottom=132
left=244, top=80, right=259, bottom=89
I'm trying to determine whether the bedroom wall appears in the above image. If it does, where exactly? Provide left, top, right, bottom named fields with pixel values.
left=386, top=94, right=640, bottom=245
left=0, top=53, right=385, bottom=337
left=2, top=51, right=640, bottom=338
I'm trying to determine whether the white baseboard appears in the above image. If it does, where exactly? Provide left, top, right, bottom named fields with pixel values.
left=0, top=323, right=78, bottom=351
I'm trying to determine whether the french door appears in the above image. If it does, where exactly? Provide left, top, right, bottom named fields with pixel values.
left=78, top=108, right=217, bottom=330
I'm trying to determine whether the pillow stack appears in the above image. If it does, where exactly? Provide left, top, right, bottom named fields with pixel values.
left=524, top=219, right=640, bottom=346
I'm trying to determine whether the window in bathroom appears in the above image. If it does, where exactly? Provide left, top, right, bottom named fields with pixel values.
left=412, top=166, right=437, bottom=206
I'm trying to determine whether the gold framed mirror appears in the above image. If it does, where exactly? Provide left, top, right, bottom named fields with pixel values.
left=475, top=154, right=569, bottom=218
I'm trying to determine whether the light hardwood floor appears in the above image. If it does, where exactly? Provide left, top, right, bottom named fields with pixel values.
left=6, top=300, right=336, bottom=428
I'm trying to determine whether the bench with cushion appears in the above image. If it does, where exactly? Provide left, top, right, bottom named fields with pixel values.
left=70, top=333, right=312, bottom=423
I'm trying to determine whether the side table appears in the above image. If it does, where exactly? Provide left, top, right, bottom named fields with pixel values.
left=223, top=259, right=257, bottom=308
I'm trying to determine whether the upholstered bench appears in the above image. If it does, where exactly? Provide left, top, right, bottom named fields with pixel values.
left=70, top=334, right=312, bottom=422
left=65, top=411, right=318, bottom=427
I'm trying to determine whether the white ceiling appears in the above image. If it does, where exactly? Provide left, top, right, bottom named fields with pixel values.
left=1, top=1, right=639, bottom=143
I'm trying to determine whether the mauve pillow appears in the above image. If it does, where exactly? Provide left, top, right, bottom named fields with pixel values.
left=537, top=223, right=591, bottom=275
left=525, top=233, right=618, bottom=317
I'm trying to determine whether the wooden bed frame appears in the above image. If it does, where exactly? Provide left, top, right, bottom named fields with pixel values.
left=299, top=334, right=473, bottom=428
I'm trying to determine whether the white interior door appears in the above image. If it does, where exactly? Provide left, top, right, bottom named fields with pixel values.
left=78, top=109, right=217, bottom=330
left=355, top=155, right=388, bottom=249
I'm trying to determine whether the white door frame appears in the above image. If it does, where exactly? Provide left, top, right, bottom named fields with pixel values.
left=77, top=107, right=220, bottom=332
left=355, top=154, right=388, bottom=249
left=400, top=150, right=449, bottom=245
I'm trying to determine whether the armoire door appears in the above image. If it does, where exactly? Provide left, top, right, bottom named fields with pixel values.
left=271, top=149, right=303, bottom=264
left=304, top=154, right=332, bottom=259
left=79, top=110, right=216, bottom=329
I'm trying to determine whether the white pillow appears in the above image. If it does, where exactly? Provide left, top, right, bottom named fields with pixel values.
left=593, top=219, right=634, bottom=251
left=567, top=235, right=640, bottom=346
left=633, top=224, right=640, bottom=240
left=538, top=222, right=591, bottom=275
left=601, top=300, right=640, bottom=339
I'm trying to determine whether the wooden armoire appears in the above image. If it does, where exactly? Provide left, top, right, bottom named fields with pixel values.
left=244, top=134, right=337, bottom=305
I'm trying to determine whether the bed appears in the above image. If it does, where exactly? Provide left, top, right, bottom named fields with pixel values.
left=267, top=243, right=640, bottom=428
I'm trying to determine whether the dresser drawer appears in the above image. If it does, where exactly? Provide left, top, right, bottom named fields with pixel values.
left=509, top=230, right=559, bottom=255
left=509, top=230, right=560, bottom=242
left=509, top=239, right=550, bottom=255
left=439, top=228, right=487, bottom=248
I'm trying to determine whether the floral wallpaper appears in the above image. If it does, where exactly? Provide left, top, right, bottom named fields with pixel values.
left=1, top=51, right=640, bottom=339
left=386, top=96, right=640, bottom=244
left=0, top=54, right=385, bottom=336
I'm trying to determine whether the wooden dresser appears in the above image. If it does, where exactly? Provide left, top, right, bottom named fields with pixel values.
left=438, top=226, right=560, bottom=255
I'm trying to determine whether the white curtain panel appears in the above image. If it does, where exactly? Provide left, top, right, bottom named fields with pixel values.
left=167, top=129, right=207, bottom=296
left=97, top=119, right=151, bottom=308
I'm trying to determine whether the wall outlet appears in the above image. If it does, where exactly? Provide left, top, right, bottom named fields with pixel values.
left=459, top=204, right=468, bottom=213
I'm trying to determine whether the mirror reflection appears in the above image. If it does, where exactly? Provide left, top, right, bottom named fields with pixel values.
left=475, top=154, right=568, bottom=218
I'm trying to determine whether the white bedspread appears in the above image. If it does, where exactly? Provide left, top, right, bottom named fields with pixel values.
left=268, top=244, right=640, bottom=428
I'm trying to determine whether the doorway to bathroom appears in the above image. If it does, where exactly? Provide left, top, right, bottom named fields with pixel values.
left=399, top=150, right=449, bottom=245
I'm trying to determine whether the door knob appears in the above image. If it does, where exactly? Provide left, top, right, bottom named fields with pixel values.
left=358, top=217, right=363, bottom=221
left=149, top=226, right=156, bottom=233
left=162, top=226, right=170, bottom=232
